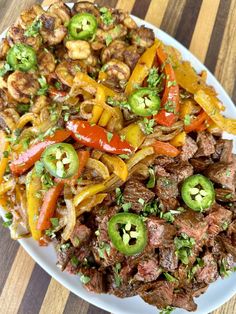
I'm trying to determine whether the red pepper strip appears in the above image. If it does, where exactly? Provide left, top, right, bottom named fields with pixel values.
left=10, top=129, right=71, bottom=176
left=154, top=46, right=179, bottom=127
left=184, top=110, right=208, bottom=133
left=37, top=182, right=64, bottom=231
left=66, top=120, right=134, bottom=155
left=153, top=140, right=180, bottom=157
left=55, top=150, right=90, bottom=184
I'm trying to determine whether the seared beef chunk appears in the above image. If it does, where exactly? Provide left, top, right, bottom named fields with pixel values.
left=180, top=136, right=198, bottom=161
left=195, top=131, right=216, bottom=157
left=123, top=179, right=155, bottom=213
left=206, top=204, right=232, bottom=235
left=134, top=257, right=162, bottom=282
left=154, top=156, right=175, bottom=167
left=220, top=235, right=236, bottom=261
left=166, top=161, right=194, bottom=183
left=205, top=160, right=236, bottom=191
left=159, top=245, right=178, bottom=271
left=155, top=177, right=179, bottom=210
left=154, top=165, right=169, bottom=177
left=172, top=290, right=197, bottom=311
left=56, top=243, right=75, bottom=271
left=190, top=282, right=209, bottom=297
left=147, top=217, right=177, bottom=248
left=174, top=210, right=208, bottom=242
left=138, top=280, right=174, bottom=309
left=70, top=220, right=91, bottom=247
left=215, top=188, right=236, bottom=202
left=213, top=139, right=233, bottom=163
left=80, top=268, right=106, bottom=293
left=190, top=157, right=213, bottom=172
left=195, top=253, right=218, bottom=284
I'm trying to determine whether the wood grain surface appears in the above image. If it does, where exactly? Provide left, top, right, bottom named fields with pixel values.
left=0, top=0, right=236, bottom=313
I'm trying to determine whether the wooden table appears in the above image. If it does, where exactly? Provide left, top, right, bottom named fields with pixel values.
left=0, top=0, right=235, bottom=313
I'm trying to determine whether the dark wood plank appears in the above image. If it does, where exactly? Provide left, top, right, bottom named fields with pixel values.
left=87, top=304, right=109, bottom=314
left=205, top=0, right=232, bottom=73
left=95, top=0, right=118, bottom=7
left=175, top=0, right=203, bottom=48
left=131, top=0, right=152, bottom=19
left=17, top=264, right=51, bottom=314
left=63, top=293, right=89, bottom=314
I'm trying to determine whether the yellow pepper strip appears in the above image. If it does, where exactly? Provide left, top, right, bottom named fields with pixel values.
left=101, top=154, right=128, bottom=181
left=180, top=99, right=199, bottom=119
left=98, top=110, right=112, bottom=127
left=74, top=183, right=106, bottom=207
left=76, top=193, right=107, bottom=217
left=125, top=39, right=160, bottom=95
left=170, top=131, right=186, bottom=147
left=175, top=61, right=225, bottom=111
left=194, top=90, right=236, bottom=135
left=207, top=121, right=222, bottom=134
left=73, top=71, right=117, bottom=97
left=0, top=130, right=10, bottom=184
left=26, top=169, right=42, bottom=241
left=16, top=113, right=36, bottom=129
left=119, top=123, right=145, bottom=150
left=0, top=196, right=8, bottom=210
left=127, top=146, right=154, bottom=170
left=86, top=157, right=110, bottom=179
left=107, top=107, right=123, bottom=132
left=98, top=71, right=108, bottom=82
left=90, top=86, right=105, bottom=124
left=0, top=179, right=15, bottom=196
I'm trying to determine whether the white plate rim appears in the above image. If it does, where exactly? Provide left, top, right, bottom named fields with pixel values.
left=0, top=4, right=236, bottom=314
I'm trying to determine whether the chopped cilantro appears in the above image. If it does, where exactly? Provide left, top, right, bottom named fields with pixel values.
left=55, top=81, right=62, bottom=90
left=50, top=217, right=59, bottom=228
left=0, top=63, right=13, bottom=77
left=138, top=198, right=145, bottom=205
left=25, top=18, right=42, bottom=37
left=95, top=230, right=100, bottom=236
left=163, top=272, right=178, bottom=282
left=140, top=118, right=155, bottom=135
left=174, top=233, right=195, bottom=265
left=80, top=274, right=91, bottom=284
left=164, top=100, right=175, bottom=113
left=116, top=187, right=124, bottom=205
left=113, top=263, right=122, bottom=287
left=107, top=96, right=130, bottom=109
left=222, top=221, right=229, bottom=231
left=37, top=76, right=49, bottom=96
left=105, top=34, right=113, bottom=46
left=3, top=151, right=9, bottom=158
left=226, top=169, right=231, bottom=177
left=71, top=256, right=79, bottom=267
left=35, top=161, right=44, bottom=176
left=98, top=242, right=111, bottom=259
left=146, top=167, right=155, bottom=188
left=142, top=200, right=159, bottom=216
left=160, top=306, right=174, bottom=314
left=41, top=172, right=54, bottom=190
left=147, top=68, right=163, bottom=89
left=120, top=135, right=126, bottom=142
left=118, top=154, right=129, bottom=159
left=122, top=202, right=131, bottom=212
left=167, top=80, right=177, bottom=88
left=224, top=193, right=232, bottom=199
left=184, top=114, right=191, bottom=126
left=16, top=103, right=30, bottom=115
left=22, top=137, right=30, bottom=150
left=100, top=7, right=114, bottom=26
left=220, top=257, right=231, bottom=277
left=2, top=212, right=13, bottom=228
left=59, top=243, right=71, bottom=252
left=106, top=132, right=113, bottom=143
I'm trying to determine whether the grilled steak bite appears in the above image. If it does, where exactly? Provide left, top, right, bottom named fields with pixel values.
left=1, top=1, right=236, bottom=312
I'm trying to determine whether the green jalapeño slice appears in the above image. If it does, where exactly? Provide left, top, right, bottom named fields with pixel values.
left=68, top=13, right=98, bottom=40
left=7, top=44, right=37, bottom=72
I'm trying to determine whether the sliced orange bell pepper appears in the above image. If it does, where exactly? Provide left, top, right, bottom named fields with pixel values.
left=153, top=141, right=180, bottom=157
left=184, top=110, right=208, bottom=133
left=37, top=182, right=64, bottom=231
left=170, top=131, right=186, bottom=147
left=125, top=40, right=160, bottom=95
left=10, top=129, right=71, bottom=176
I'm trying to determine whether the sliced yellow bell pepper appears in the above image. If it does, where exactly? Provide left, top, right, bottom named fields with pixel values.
left=0, top=130, right=10, bottom=184
left=170, top=131, right=186, bottom=147
left=101, top=154, right=128, bottom=181
left=0, top=179, right=15, bottom=196
left=26, top=169, right=42, bottom=241
left=76, top=193, right=107, bottom=217
left=207, top=121, right=222, bottom=134
left=119, top=123, right=145, bottom=150
left=180, top=99, right=199, bottom=119
left=125, top=39, right=160, bottom=95
left=127, top=146, right=154, bottom=170
left=73, top=71, right=117, bottom=97
left=90, top=86, right=105, bottom=124
left=98, top=110, right=112, bottom=127
left=194, top=90, right=236, bottom=135
left=86, top=158, right=110, bottom=180
left=74, top=183, right=106, bottom=207
left=16, top=113, right=36, bottom=129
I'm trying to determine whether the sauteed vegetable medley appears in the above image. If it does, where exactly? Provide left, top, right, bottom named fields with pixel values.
left=0, top=1, right=236, bottom=312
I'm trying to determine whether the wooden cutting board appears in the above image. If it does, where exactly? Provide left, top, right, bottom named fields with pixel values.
left=0, top=0, right=235, bottom=313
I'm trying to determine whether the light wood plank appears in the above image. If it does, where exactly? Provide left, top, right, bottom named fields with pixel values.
left=145, top=0, right=169, bottom=28
left=116, top=0, right=136, bottom=12
left=39, top=279, right=70, bottom=314
left=0, top=247, right=35, bottom=314
left=189, top=0, right=220, bottom=62
left=214, top=0, right=236, bottom=97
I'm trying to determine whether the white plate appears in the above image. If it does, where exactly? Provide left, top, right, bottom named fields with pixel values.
left=1, top=4, right=236, bottom=314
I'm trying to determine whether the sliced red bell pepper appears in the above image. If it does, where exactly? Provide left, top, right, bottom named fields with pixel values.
left=55, top=150, right=90, bottom=184
left=154, top=46, right=179, bottom=127
left=66, top=120, right=134, bottom=155
left=37, top=182, right=64, bottom=231
left=10, top=129, right=71, bottom=176
left=153, top=140, right=180, bottom=157
left=184, top=110, right=208, bottom=133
